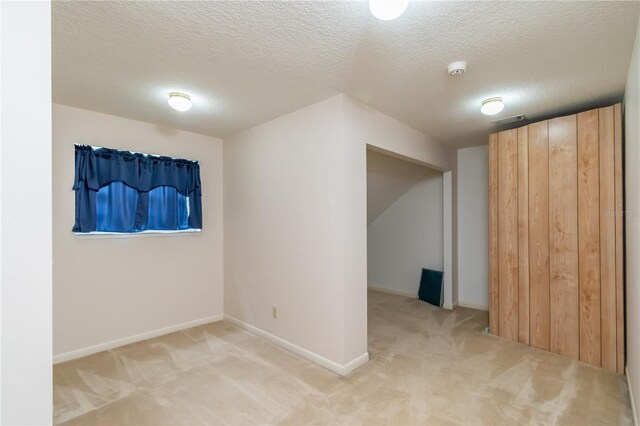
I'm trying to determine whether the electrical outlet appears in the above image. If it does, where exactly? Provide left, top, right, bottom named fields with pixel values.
left=272, top=307, right=278, bottom=318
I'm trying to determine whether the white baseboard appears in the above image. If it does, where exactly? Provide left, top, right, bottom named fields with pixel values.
left=458, top=302, right=489, bottom=311
left=223, top=314, right=368, bottom=376
left=443, top=301, right=458, bottom=310
left=367, top=285, right=417, bottom=299
left=628, top=367, right=638, bottom=426
left=341, top=352, right=370, bottom=375
left=53, top=314, right=223, bottom=364
left=368, top=286, right=458, bottom=310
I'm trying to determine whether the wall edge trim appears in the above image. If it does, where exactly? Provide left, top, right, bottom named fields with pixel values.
left=628, top=366, right=638, bottom=426
left=443, top=301, right=458, bottom=310
left=368, top=286, right=458, bottom=310
left=367, top=285, right=417, bottom=299
left=53, top=314, right=223, bottom=364
left=341, top=352, right=370, bottom=375
left=458, top=302, right=490, bottom=311
left=223, top=314, right=369, bottom=376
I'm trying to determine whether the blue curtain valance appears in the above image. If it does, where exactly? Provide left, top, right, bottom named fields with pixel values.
left=73, top=145, right=202, bottom=232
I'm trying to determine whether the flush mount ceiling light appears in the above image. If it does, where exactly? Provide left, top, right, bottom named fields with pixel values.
left=369, top=0, right=410, bottom=21
left=168, top=92, right=192, bottom=112
left=481, top=97, right=505, bottom=116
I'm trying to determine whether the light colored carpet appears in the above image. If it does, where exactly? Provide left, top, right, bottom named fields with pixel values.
left=53, top=290, right=632, bottom=425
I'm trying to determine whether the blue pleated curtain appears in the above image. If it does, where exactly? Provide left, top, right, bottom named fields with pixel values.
left=73, top=145, right=202, bottom=233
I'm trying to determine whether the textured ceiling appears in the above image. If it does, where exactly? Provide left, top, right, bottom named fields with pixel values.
left=367, top=149, right=440, bottom=224
left=53, top=1, right=639, bottom=148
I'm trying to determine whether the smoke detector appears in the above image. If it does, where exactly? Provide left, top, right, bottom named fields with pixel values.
left=447, top=61, right=467, bottom=76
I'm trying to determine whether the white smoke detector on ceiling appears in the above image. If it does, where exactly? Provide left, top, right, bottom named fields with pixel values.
left=447, top=61, right=467, bottom=76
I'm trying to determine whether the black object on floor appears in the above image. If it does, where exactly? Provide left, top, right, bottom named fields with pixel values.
left=418, top=268, right=444, bottom=307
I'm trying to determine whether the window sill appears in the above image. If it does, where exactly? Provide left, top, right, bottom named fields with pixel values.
left=74, top=229, right=202, bottom=240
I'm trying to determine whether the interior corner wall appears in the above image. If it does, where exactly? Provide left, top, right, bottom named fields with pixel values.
left=451, top=162, right=460, bottom=307
left=340, top=96, right=454, bottom=172
left=367, top=176, right=444, bottom=296
left=0, top=1, right=53, bottom=423
left=223, top=93, right=455, bottom=372
left=52, top=104, right=224, bottom=359
left=624, top=12, right=640, bottom=424
left=340, top=95, right=457, bottom=311
left=444, top=170, right=454, bottom=308
left=456, top=145, right=490, bottom=310
left=339, top=97, right=369, bottom=365
left=223, top=95, right=351, bottom=367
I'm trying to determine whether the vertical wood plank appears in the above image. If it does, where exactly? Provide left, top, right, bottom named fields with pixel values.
left=578, top=109, right=601, bottom=367
left=549, top=115, right=579, bottom=359
left=517, top=127, right=530, bottom=345
left=599, top=106, right=616, bottom=371
left=528, top=121, right=550, bottom=350
left=614, top=103, right=625, bottom=373
left=489, top=133, right=499, bottom=336
left=498, top=129, right=519, bottom=341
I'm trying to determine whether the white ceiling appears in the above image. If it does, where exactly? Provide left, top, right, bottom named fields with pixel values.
left=53, top=1, right=639, bottom=148
left=367, top=149, right=440, bottom=224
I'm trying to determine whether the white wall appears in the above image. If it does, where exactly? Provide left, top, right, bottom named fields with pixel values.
left=625, top=12, right=640, bottom=425
left=338, top=93, right=454, bottom=366
left=52, top=104, right=224, bottom=360
left=339, top=97, right=369, bottom=365
left=224, top=95, right=354, bottom=369
left=341, top=95, right=457, bottom=312
left=366, top=148, right=438, bottom=224
left=456, top=145, right=489, bottom=310
left=0, top=2, right=53, bottom=423
left=443, top=170, right=454, bottom=307
left=368, top=176, right=444, bottom=297
left=341, top=97, right=454, bottom=172
left=224, top=94, right=455, bottom=373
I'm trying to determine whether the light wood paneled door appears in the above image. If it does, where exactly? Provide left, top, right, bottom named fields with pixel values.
left=498, top=129, right=519, bottom=341
left=614, top=104, right=624, bottom=374
left=549, top=115, right=579, bottom=360
left=599, top=106, right=616, bottom=371
left=489, top=134, right=499, bottom=336
left=528, top=121, right=550, bottom=351
left=577, top=109, right=601, bottom=367
left=488, top=104, right=624, bottom=372
left=517, top=127, right=530, bottom=345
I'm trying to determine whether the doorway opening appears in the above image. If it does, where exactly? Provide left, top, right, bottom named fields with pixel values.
left=365, top=146, right=446, bottom=350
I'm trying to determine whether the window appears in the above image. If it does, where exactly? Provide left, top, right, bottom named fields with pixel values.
left=73, top=145, right=202, bottom=234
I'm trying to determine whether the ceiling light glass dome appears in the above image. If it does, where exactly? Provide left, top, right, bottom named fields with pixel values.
left=369, top=0, right=410, bottom=21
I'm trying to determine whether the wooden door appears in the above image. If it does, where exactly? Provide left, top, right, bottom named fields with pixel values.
left=528, top=121, right=550, bottom=351
left=497, top=129, right=519, bottom=341
left=549, top=115, right=579, bottom=360
left=488, top=104, right=624, bottom=372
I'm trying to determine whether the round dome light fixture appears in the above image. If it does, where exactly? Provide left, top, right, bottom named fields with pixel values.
left=168, top=92, right=192, bottom=112
left=481, top=97, right=504, bottom=116
left=369, top=0, right=410, bottom=21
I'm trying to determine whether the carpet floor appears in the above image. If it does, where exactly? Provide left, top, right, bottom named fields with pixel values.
left=53, top=290, right=632, bottom=425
